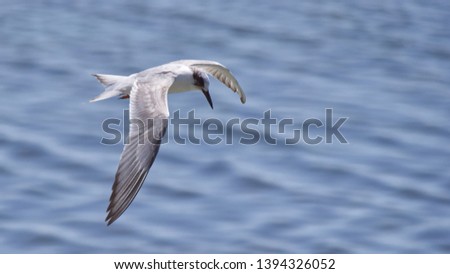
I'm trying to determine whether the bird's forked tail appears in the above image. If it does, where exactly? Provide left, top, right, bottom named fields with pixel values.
left=90, top=74, right=134, bottom=102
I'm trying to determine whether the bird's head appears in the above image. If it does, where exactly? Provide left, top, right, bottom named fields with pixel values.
left=193, top=69, right=213, bottom=109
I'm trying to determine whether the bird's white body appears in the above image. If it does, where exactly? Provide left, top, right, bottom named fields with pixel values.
left=91, top=59, right=246, bottom=225
left=165, top=65, right=200, bottom=93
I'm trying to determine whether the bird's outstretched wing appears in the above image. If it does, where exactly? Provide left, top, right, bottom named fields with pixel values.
left=105, top=76, right=173, bottom=225
left=172, top=60, right=246, bottom=104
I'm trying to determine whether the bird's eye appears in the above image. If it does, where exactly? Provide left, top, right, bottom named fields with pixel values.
left=193, top=71, right=204, bottom=87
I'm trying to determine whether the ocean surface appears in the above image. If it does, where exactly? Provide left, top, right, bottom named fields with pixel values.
left=1, top=0, right=450, bottom=253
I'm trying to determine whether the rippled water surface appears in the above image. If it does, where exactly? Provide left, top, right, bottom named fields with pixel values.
left=1, top=0, right=450, bottom=253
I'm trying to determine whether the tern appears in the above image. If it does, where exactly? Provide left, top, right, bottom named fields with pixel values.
left=91, top=60, right=246, bottom=225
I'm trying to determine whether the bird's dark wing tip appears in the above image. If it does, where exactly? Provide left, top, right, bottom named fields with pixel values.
left=105, top=213, right=116, bottom=226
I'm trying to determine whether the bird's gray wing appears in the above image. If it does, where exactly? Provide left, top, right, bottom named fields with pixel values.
left=105, top=75, right=174, bottom=225
left=172, top=60, right=246, bottom=104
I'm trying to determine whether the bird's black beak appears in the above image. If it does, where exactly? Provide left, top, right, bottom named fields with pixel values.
left=202, top=89, right=214, bottom=109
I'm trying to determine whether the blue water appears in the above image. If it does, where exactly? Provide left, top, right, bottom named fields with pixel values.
left=1, top=0, right=450, bottom=253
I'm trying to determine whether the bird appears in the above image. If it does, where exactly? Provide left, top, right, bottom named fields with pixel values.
left=90, top=60, right=246, bottom=225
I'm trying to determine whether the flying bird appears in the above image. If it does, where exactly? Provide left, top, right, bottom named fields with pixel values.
left=91, top=60, right=246, bottom=225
